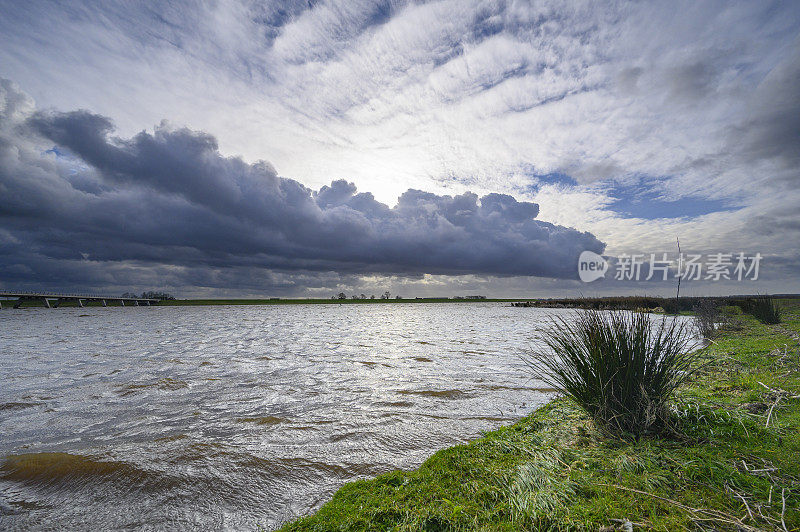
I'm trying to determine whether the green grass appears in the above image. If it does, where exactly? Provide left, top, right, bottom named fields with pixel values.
left=745, top=297, right=784, bottom=325
left=2, top=297, right=512, bottom=307
left=158, top=298, right=505, bottom=306
left=526, top=310, right=697, bottom=439
left=7, top=295, right=798, bottom=309
left=278, top=300, right=800, bottom=531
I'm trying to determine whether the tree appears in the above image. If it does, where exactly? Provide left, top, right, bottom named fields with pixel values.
left=370, top=295, right=375, bottom=299
left=381, top=291, right=390, bottom=299
left=141, top=291, right=175, bottom=300
left=351, top=294, right=358, bottom=299
left=360, top=293, right=366, bottom=299
left=337, top=292, right=347, bottom=300
left=395, top=295, right=402, bottom=299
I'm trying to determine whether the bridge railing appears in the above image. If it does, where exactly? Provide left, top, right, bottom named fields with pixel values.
left=0, top=290, right=158, bottom=302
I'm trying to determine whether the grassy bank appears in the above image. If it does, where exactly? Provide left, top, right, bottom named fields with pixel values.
left=1, top=297, right=509, bottom=307
left=158, top=298, right=508, bottom=306
left=278, top=301, right=800, bottom=531
left=8, top=295, right=797, bottom=309
left=0, top=298, right=518, bottom=307
left=514, top=295, right=800, bottom=315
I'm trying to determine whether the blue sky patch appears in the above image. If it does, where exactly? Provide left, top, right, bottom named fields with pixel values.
left=606, top=182, right=738, bottom=219
left=525, top=170, right=579, bottom=190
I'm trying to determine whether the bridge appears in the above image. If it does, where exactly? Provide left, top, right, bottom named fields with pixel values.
left=0, top=291, right=159, bottom=309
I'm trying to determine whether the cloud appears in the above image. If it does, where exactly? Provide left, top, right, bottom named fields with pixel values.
left=0, top=80, right=603, bottom=293
left=1, top=2, right=799, bottom=295
left=729, top=46, right=800, bottom=176
left=2, top=1, right=797, bottom=204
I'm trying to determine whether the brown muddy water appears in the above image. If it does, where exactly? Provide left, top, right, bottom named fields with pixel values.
left=0, top=303, right=569, bottom=530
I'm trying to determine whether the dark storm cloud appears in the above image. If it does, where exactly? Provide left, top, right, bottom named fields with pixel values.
left=731, top=48, right=800, bottom=174
left=0, top=80, right=603, bottom=292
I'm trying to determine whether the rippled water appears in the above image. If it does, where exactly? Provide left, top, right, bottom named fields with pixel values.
left=1, top=303, right=568, bottom=530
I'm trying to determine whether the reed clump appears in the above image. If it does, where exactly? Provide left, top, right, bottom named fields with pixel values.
left=748, top=297, right=783, bottom=324
left=692, top=299, right=721, bottom=338
left=527, top=310, right=698, bottom=439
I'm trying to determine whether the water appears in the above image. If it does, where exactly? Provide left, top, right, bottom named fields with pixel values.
left=0, top=303, right=566, bottom=530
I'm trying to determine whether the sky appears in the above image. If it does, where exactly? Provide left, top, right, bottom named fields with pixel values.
left=0, top=0, right=799, bottom=298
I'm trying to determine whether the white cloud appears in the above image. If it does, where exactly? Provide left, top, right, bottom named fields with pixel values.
left=0, top=0, right=798, bottom=294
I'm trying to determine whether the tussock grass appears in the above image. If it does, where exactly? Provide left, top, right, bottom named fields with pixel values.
left=749, top=297, right=783, bottom=324
left=729, top=296, right=783, bottom=324
left=693, top=298, right=721, bottom=338
left=525, top=310, right=698, bottom=439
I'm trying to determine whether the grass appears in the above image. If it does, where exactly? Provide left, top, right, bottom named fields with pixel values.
left=744, top=297, right=784, bottom=325
left=693, top=299, right=722, bottom=339
left=6, top=295, right=797, bottom=309
left=278, top=300, right=800, bottom=531
left=157, top=298, right=502, bottom=306
left=518, top=295, right=799, bottom=316
left=0, top=297, right=506, bottom=307
left=525, top=310, right=697, bottom=439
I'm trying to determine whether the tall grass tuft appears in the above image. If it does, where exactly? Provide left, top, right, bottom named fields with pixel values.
left=692, top=299, right=721, bottom=338
left=526, top=310, right=697, bottom=439
left=747, top=297, right=782, bottom=324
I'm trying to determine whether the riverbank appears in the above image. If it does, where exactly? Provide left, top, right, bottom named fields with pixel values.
left=279, top=301, right=800, bottom=530
left=159, top=298, right=505, bottom=305
left=1, top=297, right=511, bottom=307
left=6, top=295, right=798, bottom=308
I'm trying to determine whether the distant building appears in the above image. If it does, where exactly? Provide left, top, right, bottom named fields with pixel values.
left=464, top=295, right=487, bottom=300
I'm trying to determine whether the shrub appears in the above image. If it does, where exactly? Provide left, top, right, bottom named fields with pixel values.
left=718, top=305, right=745, bottom=331
left=692, top=299, right=721, bottom=338
left=747, top=297, right=782, bottom=324
left=526, top=310, right=697, bottom=439
left=661, top=298, right=680, bottom=315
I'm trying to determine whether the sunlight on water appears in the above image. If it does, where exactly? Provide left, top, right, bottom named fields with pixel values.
left=0, top=303, right=624, bottom=529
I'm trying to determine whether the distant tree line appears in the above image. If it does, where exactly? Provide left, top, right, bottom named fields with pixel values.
left=329, top=292, right=488, bottom=300
left=121, top=291, right=175, bottom=300
left=332, top=291, right=400, bottom=300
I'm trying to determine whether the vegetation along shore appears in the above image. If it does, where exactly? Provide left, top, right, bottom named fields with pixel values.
left=279, top=299, right=799, bottom=531
left=5, top=294, right=799, bottom=308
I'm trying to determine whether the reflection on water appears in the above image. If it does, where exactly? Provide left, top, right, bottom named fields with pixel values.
left=0, top=303, right=564, bottom=530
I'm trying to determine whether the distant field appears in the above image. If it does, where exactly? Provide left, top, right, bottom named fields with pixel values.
left=157, top=298, right=511, bottom=306
left=160, top=294, right=800, bottom=308
left=5, top=294, right=800, bottom=308
left=1, top=297, right=512, bottom=307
